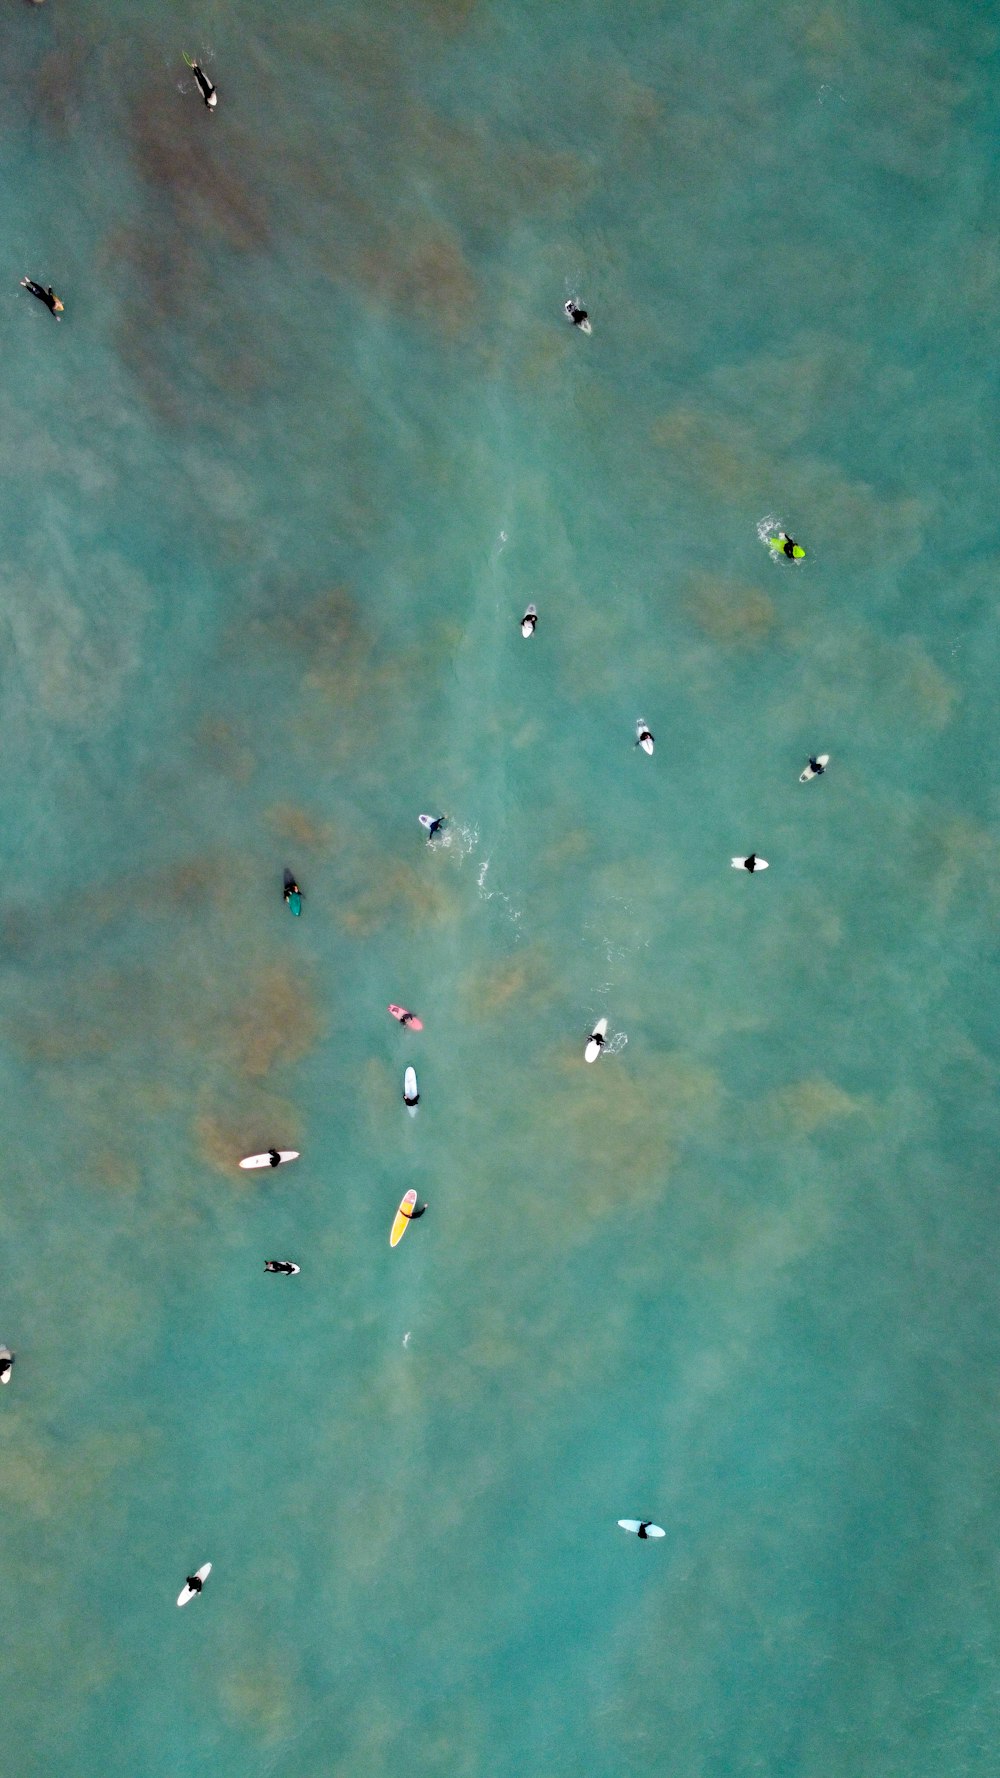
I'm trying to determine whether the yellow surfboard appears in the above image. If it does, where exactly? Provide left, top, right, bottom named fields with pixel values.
left=390, top=1189, right=418, bottom=1248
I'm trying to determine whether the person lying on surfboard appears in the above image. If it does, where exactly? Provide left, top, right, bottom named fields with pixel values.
left=768, top=530, right=805, bottom=559
left=264, top=1260, right=300, bottom=1274
left=283, top=871, right=303, bottom=915
left=20, top=277, right=63, bottom=317
left=564, top=299, right=591, bottom=334
left=0, top=1347, right=14, bottom=1385
left=183, top=52, right=217, bottom=108
left=389, top=1004, right=423, bottom=1030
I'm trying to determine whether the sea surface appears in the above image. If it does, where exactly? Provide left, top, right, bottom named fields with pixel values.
left=1, top=1, right=998, bottom=1774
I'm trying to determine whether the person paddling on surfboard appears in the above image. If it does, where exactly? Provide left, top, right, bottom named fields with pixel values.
left=20, top=277, right=63, bottom=318
left=419, top=814, right=445, bottom=838
left=183, top=52, right=217, bottom=108
left=564, top=299, right=591, bottom=334
left=264, top=1260, right=300, bottom=1274
left=389, top=1004, right=424, bottom=1030
left=731, top=853, right=768, bottom=873
left=0, top=1347, right=13, bottom=1385
left=768, top=530, right=806, bottom=560
left=402, top=1201, right=427, bottom=1221
left=800, top=753, right=829, bottom=782
left=521, top=604, right=538, bottom=638
left=283, top=871, right=303, bottom=915
left=635, top=720, right=654, bottom=756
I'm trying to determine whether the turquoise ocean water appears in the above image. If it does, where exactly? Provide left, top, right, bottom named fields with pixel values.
left=1, top=0, right=998, bottom=1773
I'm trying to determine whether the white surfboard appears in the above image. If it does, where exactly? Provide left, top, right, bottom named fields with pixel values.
left=731, top=856, right=769, bottom=872
left=404, top=1065, right=419, bottom=1113
left=521, top=604, right=538, bottom=638
left=636, top=719, right=654, bottom=756
left=0, top=1345, right=13, bottom=1384
left=177, top=1562, right=211, bottom=1607
left=585, top=1017, right=608, bottom=1063
left=800, top=753, right=830, bottom=782
left=618, top=1519, right=665, bottom=1538
left=239, top=1149, right=299, bottom=1170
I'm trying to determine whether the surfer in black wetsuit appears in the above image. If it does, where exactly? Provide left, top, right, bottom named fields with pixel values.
left=183, top=53, right=217, bottom=108
left=402, top=1202, right=428, bottom=1221
left=590, top=1030, right=606, bottom=1053
left=806, top=756, right=825, bottom=776
left=185, top=1572, right=204, bottom=1595
left=267, top=1148, right=282, bottom=1167
left=264, top=1261, right=299, bottom=1274
left=20, top=278, right=63, bottom=317
left=636, top=1521, right=653, bottom=1540
left=426, top=818, right=444, bottom=837
left=635, top=725, right=654, bottom=750
left=564, top=300, right=591, bottom=333
left=0, top=1349, right=14, bottom=1384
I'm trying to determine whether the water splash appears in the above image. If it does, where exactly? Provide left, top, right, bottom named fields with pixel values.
left=476, top=857, right=523, bottom=932
left=430, top=819, right=479, bottom=862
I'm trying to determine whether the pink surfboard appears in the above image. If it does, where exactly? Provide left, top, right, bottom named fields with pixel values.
left=388, top=1003, right=423, bottom=1031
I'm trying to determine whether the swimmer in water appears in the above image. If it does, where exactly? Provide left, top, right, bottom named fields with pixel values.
left=182, top=52, right=217, bottom=108
left=731, top=853, right=769, bottom=873
left=0, top=1347, right=13, bottom=1385
left=564, top=300, right=592, bottom=335
left=402, top=1201, right=428, bottom=1221
left=264, top=1261, right=300, bottom=1275
left=769, top=530, right=806, bottom=560
left=800, top=753, right=829, bottom=782
left=520, top=604, right=538, bottom=638
left=20, top=278, right=63, bottom=318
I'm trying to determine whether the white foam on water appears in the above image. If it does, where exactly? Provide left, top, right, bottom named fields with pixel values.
left=476, top=856, right=523, bottom=933
left=429, top=820, right=479, bottom=862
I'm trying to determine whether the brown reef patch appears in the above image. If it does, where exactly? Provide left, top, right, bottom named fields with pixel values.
left=195, top=1089, right=302, bottom=1177
left=225, top=966, right=322, bottom=1080
left=686, top=575, right=776, bottom=648
left=265, top=804, right=336, bottom=853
